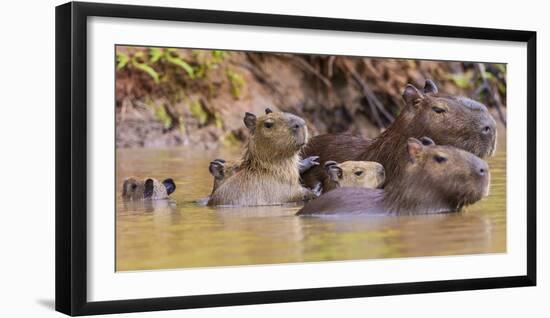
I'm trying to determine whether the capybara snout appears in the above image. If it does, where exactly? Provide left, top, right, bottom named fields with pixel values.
left=287, top=114, right=307, bottom=147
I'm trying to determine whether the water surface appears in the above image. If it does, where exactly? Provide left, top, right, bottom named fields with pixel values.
left=116, top=131, right=506, bottom=271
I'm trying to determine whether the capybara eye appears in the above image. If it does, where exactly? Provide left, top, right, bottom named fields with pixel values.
left=354, top=170, right=364, bottom=177
left=264, top=121, right=274, bottom=128
left=432, top=106, right=446, bottom=114
left=433, top=155, right=448, bottom=163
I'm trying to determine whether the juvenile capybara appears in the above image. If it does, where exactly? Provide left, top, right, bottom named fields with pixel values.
left=122, top=177, right=176, bottom=200
left=208, top=158, right=240, bottom=194
left=297, top=137, right=490, bottom=216
left=208, top=155, right=319, bottom=194
left=301, top=80, right=497, bottom=189
left=323, top=160, right=385, bottom=193
left=208, top=108, right=316, bottom=206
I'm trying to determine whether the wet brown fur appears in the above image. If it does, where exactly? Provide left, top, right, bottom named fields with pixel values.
left=297, top=138, right=490, bottom=216
left=209, top=156, right=319, bottom=195
left=208, top=109, right=315, bottom=206
left=301, top=80, right=497, bottom=189
left=209, top=159, right=241, bottom=195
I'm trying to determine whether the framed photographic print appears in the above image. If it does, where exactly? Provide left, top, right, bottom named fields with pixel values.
left=55, top=1, right=536, bottom=316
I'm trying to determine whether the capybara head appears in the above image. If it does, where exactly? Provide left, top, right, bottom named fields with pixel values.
left=401, top=80, right=497, bottom=158
left=209, top=159, right=241, bottom=192
left=122, top=177, right=176, bottom=200
left=209, top=159, right=227, bottom=180
left=244, top=108, right=308, bottom=160
left=325, top=160, right=385, bottom=189
left=385, top=137, right=490, bottom=212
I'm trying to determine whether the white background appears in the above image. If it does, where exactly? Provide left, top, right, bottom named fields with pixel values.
left=0, top=0, right=546, bottom=317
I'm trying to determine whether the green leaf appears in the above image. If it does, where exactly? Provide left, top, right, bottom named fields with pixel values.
left=165, top=49, right=195, bottom=79
left=154, top=105, right=172, bottom=129
left=131, top=53, right=160, bottom=83
left=227, top=70, right=246, bottom=98
left=116, top=52, right=129, bottom=70
left=134, top=64, right=159, bottom=83
left=211, top=50, right=227, bottom=62
left=189, top=100, right=208, bottom=125
left=134, top=62, right=160, bottom=83
left=147, top=100, right=172, bottom=129
left=483, top=71, right=495, bottom=81
left=149, top=48, right=164, bottom=63
left=450, top=72, right=472, bottom=89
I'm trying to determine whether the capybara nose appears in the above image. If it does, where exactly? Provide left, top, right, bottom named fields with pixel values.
left=290, top=118, right=306, bottom=132
left=481, top=115, right=496, bottom=136
left=475, top=160, right=489, bottom=177
left=479, top=167, right=486, bottom=176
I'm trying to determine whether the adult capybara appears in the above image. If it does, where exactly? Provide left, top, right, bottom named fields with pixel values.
left=208, top=108, right=316, bottom=206
left=122, top=177, right=176, bottom=200
left=323, top=160, right=385, bottom=193
left=208, top=156, right=319, bottom=194
left=297, top=137, right=490, bottom=215
left=301, top=80, right=497, bottom=189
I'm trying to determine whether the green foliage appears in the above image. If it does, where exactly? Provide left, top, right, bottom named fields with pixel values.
left=189, top=100, right=208, bottom=125
left=227, top=69, right=246, bottom=99
left=116, top=52, right=130, bottom=70
left=117, top=47, right=238, bottom=96
left=211, top=50, right=227, bottom=63
left=149, top=47, right=163, bottom=63
left=132, top=52, right=160, bottom=83
left=449, top=71, right=473, bottom=89
left=164, top=49, right=195, bottom=79
left=147, top=101, right=172, bottom=129
left=117, top=48, right=197, bottom=83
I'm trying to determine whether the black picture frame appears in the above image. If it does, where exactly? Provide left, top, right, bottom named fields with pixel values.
left=55, top=1, right=537, bottom=316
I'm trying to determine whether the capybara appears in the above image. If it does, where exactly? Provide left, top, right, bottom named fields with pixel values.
left=122, top=177, right=176, bottom=201
left=208, top=108, right=316, bottom=206
left=208, top=158, right=240, bottom=195
left=208, top=156, right=319, bottom=194
left=297, top=137, right=490, bottom=216
left=323, top=160, right=385, bottom=193
left=301, top=80, right=497, bottom=189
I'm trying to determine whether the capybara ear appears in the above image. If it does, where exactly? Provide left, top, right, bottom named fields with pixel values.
left=122, top=178, right=137, bottom=196
left=325, top=161, right=342, bottom=181
left=144, top=178, right=155, bottom=198
left=419, top=136, right=436, bottom=146
left=402, top=84, right=423, bottom=105
left=243, top=112, right=257, bottom=133
left=407, top=138, right=425, bottom=162
left=209, top=159, right=225, bottom=179
left=162, top=178, right=176, bottom=195
left=122, top=179, right=130, bottom=196
left=423, top=79, right=438, bottom=95
left=265, top=107, right=273, bottom=114
left=324, top=160, right=337, bottom=169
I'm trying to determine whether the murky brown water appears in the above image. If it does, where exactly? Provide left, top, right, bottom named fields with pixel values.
left=116, top=130, right=506, bottom=271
